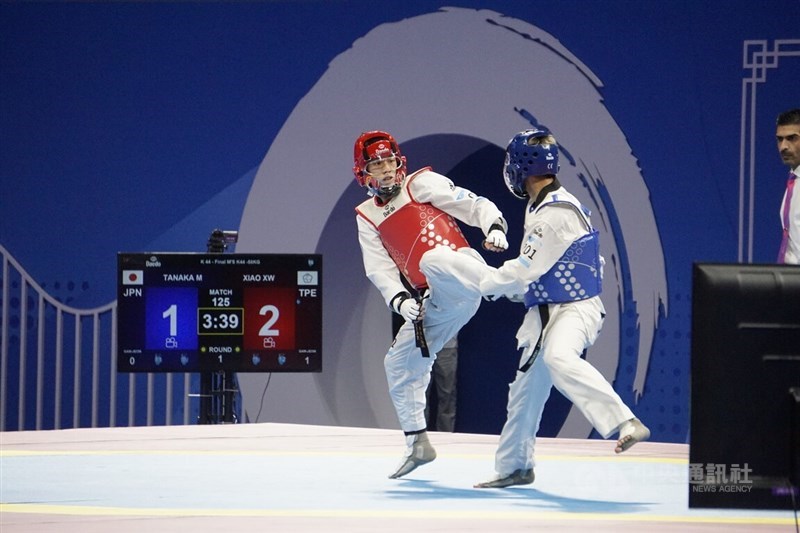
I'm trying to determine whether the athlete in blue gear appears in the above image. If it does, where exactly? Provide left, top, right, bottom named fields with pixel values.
left=474, top=128, right=650, bottom=488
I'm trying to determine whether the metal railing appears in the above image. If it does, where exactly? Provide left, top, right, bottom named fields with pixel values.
left=0, top=244, right=195, bottom=431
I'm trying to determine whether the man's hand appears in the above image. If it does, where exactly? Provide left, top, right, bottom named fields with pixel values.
left=391, top=292, right=423, bottom=322
left=398, top=298, right=423, bottom=322
left=483, top=228, right=508, bottom=252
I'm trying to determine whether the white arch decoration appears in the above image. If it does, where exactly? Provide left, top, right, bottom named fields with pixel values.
left=237, top=7, right=666, bottom=437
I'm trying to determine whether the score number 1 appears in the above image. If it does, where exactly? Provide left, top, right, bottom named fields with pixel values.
left=163, top=304, right=178, bottom=336
left=145, top=288, right=198, bottom=350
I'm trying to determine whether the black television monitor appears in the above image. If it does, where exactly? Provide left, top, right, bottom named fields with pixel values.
left=690, top=263, right=800, bottom=510
left=117, top=252, right=322, bottom=373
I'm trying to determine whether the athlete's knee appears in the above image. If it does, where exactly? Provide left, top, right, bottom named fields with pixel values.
left=541, top=348, right=577, bottom=373
left=419, top=246, right=454, bottom=275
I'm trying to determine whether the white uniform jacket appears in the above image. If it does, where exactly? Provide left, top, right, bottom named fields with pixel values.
left=356, top=168, right=505, bottom=306
left=479, top=181, right=605, bottom=353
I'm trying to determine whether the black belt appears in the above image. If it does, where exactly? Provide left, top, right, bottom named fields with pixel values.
left=414, top=319, right=430, bottom=357
left=519, top=305, right=550, bottom=373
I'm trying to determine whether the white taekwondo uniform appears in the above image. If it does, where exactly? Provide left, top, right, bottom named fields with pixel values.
left=356, top=168, right=504, bottom=433
left=478, top=180, right=634, bottom=476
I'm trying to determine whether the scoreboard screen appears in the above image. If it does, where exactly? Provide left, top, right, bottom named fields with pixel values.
left=117, top=253, right=322, bottom=373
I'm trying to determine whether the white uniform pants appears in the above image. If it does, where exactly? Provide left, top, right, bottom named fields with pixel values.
left=385, top=247, right=485, bottom=433
left=494, top=298, right=635, bottom=476
left=425, top=344, right=458, bottom=432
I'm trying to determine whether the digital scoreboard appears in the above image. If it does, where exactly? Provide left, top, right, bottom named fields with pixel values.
left=117, top=253, right=322, bottom=373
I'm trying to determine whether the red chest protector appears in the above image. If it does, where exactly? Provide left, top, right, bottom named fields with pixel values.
left=356, top=169, right=469, bottom=289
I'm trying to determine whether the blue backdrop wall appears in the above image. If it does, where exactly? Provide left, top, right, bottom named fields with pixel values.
left=1, top=0, right=798, bottom=443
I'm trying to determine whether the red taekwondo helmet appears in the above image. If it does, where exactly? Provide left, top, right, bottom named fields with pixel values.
left=353, top=130, right=407, bottom=197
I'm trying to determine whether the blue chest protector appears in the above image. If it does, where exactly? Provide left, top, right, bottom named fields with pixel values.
left=523, top=203, right=602, bottom=308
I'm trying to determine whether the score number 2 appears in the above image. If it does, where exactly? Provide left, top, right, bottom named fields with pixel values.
left=259, top=304, right=280, bottom=336
left=243, top=288, right=295, bottom=350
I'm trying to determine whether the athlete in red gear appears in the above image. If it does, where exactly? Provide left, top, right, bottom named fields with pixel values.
left=353, top=130, right=508, bottom=479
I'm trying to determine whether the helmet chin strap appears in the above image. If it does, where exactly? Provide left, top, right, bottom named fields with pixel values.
left=367, top=166, right=405, bottom=200
left=374, top=184, right=401, bottom=202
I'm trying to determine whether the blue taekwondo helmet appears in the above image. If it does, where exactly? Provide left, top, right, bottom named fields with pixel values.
left=503, top=128, right=560, bottom=199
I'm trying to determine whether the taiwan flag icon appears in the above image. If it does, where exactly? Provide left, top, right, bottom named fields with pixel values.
left=122, top=270, right=144, bottom=285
